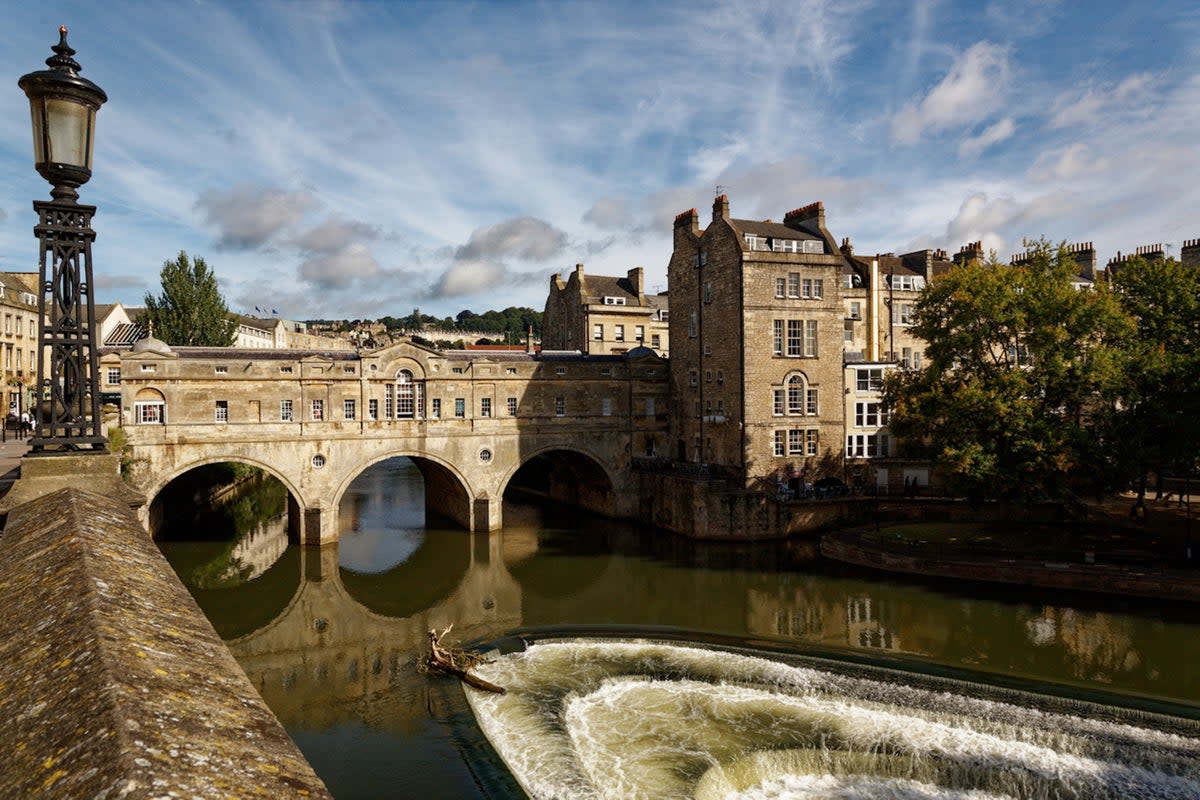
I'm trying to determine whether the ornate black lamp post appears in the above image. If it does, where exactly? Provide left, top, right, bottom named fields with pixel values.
left=19, top=27, right=108, bottom=452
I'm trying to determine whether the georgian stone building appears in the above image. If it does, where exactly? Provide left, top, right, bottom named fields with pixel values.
left=542, top=264, right=669, bottom=356
left=667, top=196, right=849, bottom=484
left=0, top=273, right=41, bottom=416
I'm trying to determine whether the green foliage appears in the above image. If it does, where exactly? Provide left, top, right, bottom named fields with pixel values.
left=143, top=251, right=237, bottom=346
left=1102, top=256, right=1200, bottom=494
left=884, top=240, right=1134, bottom=501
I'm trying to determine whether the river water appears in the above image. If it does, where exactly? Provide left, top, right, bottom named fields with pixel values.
left=158, top=459, right=1200, bottom=799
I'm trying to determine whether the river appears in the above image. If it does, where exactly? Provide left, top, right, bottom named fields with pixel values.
left=158, top=458, right=1200, bottom=799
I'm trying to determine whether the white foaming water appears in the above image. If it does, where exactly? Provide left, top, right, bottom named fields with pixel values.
left=466, top=640, right=1200, bottom=800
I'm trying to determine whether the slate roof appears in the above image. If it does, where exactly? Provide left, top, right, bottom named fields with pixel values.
left=729, top=218, right=823, bottom=242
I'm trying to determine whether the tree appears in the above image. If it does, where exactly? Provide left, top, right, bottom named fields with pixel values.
left=143, top=251, right=237, bottom=347
left=1103, top=256, right=1200, bottom=503
left=883, top=241, right=1133, bottom=502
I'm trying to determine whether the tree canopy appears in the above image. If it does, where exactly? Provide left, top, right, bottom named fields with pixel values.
left=1101, top=255, right=1200, bottom=499
left=143, top=251, right=237, bottom=347
left=883, top=241, right=1134, bottom=501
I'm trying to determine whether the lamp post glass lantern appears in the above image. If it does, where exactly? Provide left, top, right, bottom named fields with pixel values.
left=19, top=26, right=108, bottom=451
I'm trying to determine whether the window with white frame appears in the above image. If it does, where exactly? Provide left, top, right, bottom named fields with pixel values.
left=311, top=399, right=324, bottom=421
left=214, top=401, right=228, bottom=423
left=773, top=389, right=784, bottom=415
left=651, top=334, right=661, bottom=349
left=855, top=401, right=888, bottom=427
left=703, top=282, right=713, bottom=304
left=807, top=388, right=818, bottom=415
left=774, top=430, right=785, bottom=456
left=395, top=370, right=421, bottom=418
left=788, top=429, right=803, bottom=455
left=803, top=278, right=824, bottom=299
left=773, top=320, right=783, bottom=355
left=136, top=401, right=165, bottom=424
left=615, top=325, right=625, bottom=342
left=786, top=320, right=802, bottom=356
left=893, top=303, right=915, bottom=325
left=901, top=347, right=923, bottom=369
left=775, top=277, right=786, bottom=298
left=593, top=324, right=604, bottom=341
left=344, top=399, right=356, bottom=420
left=554, top=396, right=565, bottom=417
left=368, top=399, right=378, bottom=420
left=844, top=319, right=855, bottom=343
left=635, top=325, right=645, bottom=342
left=787, top=272, right=800, bottom=298
left=603, top=296, right=627, bottom=305
left=787, top=375, right=804, bottom=414
left=689, top=370, right=698, bottom=387
left=507, top=397, right=517, bottom=416
left=804, top=320, right=818, bottom=356
left=480, top=397, right=492, bottom=417
left=847, top=433, right=890, bottom=457
left=806, top=429, right=819, bottom=456
left=106, top=367, right=121, bottom=385
left=431, top=398, right=441, bottom=418
left=856, top=368, right=884, bottom=392
left=688, top=311, right=697, bottom=338
left=280, top=399, right=293, bottom=421
left=454, top=398, right=465, bottom=418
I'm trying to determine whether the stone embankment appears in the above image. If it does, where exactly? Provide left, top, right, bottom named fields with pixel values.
left=822, top=529, right=1200, bottom=603
left=0, top=486, right=331, bottom=799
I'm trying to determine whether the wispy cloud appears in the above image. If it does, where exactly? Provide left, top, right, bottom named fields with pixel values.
left=196, top=186, right=316, bottom=251
left=959, top=117, right=1016, bottom=158
left=892, top=42, right=1011, bottom=145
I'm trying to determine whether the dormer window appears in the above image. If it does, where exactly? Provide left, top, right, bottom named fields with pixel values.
left=886, top=275, right=926, bottom=291
left=603, top=296, right=627, bottom=305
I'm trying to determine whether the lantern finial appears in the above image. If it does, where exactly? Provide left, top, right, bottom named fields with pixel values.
left=46, top=25, right=82, bottom=73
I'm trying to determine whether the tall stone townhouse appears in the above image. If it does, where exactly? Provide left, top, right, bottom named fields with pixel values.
left=0, top=273, right=42, bottom=417
left=665, top=195, right=960, bottom=495
left=542, top=263, right=669, bottom=356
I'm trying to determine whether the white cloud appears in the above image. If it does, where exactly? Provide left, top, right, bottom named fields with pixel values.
left=298, top=243, right=381, bottom=290
left=433, top=258, right=507, bottom=298
left=1028, top=143, right=1111, bottom=182
left=1049, top=73, right=1154, bottom=129
left=196, top=186, right=316, bottom=251
left=454, top=217, right=567, bottom=262
left=892, top=42, right=1010, bottom=145
left=958, top=117, right=1016, bottom=158
left=295, top=217, right=380, bottom=254
left=583, top=198, right=633, bottom=230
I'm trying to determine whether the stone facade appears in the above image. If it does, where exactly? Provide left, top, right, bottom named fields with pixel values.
left=0, top=273, right=40, bottom=416
left=104, top=338, right=671, bottom=540
left=668, top=197, right=851, bottom=488
left=543, top=263, right=669, bottom=355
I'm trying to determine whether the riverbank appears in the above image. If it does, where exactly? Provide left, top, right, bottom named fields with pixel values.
left=822, top=495, right=1198, bottom=602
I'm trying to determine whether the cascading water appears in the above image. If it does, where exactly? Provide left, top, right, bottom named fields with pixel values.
left=466, top=639, right=1200, bottom=800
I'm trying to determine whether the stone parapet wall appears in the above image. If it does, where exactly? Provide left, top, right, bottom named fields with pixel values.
left=0, top=487, right=330, bottom=799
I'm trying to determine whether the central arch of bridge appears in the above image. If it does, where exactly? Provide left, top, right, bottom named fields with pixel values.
left=333, top=451, right=475, bottom=533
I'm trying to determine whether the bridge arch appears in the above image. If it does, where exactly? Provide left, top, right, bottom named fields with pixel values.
left=332, top=449, right=477, bottom=532
left=501, top=445, right=619, bottom=518
left=143, top=455, right=309, bottom=539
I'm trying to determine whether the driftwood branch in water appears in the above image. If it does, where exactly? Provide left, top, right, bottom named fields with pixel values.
left=422, top=625, right=506, bottom=694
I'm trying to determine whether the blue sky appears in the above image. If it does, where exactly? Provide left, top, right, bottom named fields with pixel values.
left=1, top=1, right=1197, bottom=321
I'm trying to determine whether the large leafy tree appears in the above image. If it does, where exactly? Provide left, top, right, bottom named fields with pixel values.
left=1104, top=256, right=1200, bottom=502
left=883, top=241, right=1132, bottom=502
left=143, top=251, right=237, bottom=346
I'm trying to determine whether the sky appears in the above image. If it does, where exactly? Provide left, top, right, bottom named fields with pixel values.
left=0, top=1, right=1198, bottom=322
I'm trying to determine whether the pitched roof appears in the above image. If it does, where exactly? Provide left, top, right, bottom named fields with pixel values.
left=729, top=218, right=823, bottom=242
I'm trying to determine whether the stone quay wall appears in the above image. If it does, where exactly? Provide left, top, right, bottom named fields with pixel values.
left=0, top=487, right=330, bottom=799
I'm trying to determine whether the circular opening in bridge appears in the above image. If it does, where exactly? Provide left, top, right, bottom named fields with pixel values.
left=312, top=454, right=326, bottom=468
left=480, top=449, right=492, bottom=463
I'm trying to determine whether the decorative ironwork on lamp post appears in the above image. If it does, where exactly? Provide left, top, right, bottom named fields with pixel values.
left=19, top=26, right=108, bottom=452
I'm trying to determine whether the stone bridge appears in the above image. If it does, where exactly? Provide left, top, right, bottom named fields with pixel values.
left=105, top=339, right=670, bottom=543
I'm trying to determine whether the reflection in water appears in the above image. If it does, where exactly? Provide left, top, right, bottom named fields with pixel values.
left=469, top=640, right=1200, bottom=800
left=156, top=458, right=1200, bottom=799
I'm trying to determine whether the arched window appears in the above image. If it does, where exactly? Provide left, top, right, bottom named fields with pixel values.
left=134, top=388, right=166, bottom=424
left=393, top=369, right=424, bottom=419
left=787, top=374, right=805, bottom=415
